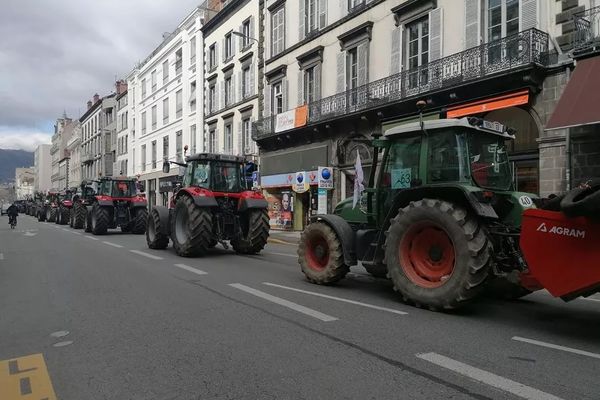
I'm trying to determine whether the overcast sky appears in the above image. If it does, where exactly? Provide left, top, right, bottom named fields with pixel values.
left=0, top=0, right=201, bottom=151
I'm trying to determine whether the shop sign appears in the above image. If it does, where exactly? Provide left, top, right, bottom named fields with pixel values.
left=317, top=188, right=328, bottom=214
left=317, top=167, right=333, bottom=189
left=275, top=105, right=308, bottom=133
left=292, top=171, right=309, bottom=193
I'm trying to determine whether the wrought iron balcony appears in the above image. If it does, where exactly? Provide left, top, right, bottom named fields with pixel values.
left=254, top=28, right=549, bottom=140
left=574, top=6, right=600, bottom=52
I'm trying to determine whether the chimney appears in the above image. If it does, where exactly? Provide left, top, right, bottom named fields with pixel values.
left=93, top=93, right=100, bottom=103
left=87, top=101, right=92, bottom=109
left=115, top=80, right=128, bottom=95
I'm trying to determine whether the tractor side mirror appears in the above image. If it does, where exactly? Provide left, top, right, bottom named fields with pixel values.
left=162, top=161, right=170, bottom=174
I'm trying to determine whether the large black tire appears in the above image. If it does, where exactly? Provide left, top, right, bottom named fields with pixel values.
left=58, top=206, right=70, bottom=225
left=37, top=208, right=46, bottom=222
left=364, top=263, right=388, bottom=278
left=73, top=203, right=86, bottom=229
left=48, top=208, right=57, bottom=223
left=231, top=209, right=270, bottom=255
left=146, top=208, right=169, bottom=249
left=298, top=222, right=349, bottom=284
left=85, top=209, right=93, bottom=233
left=384, top=199, right=492, bottom=311
left=131, top=208, right=148, bottom=234
left=170, top=196, right=213, bottom=257
left=91, top=204, right=110, bottom=235
left=560, top=185, right=600, bottom=218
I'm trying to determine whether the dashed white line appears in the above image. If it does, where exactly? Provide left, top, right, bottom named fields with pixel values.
left=130, top=249, right=164, bottom=260
left=103, top=241, right=124, bottom=249
left=174, top=263, right=207, bottom=276
left=84, top=236, right=99, bottom=241
left=417, top=352, right=564, bottom=400
left=71, top=232, right=82, bottom=236
left=229, top=283, right=338, bottom=322
left=512, top=336, right=600, bottom=360
left=263, top=282, right=408, bottom=315
left=264, top=252, right=297, bottom=258
left=0, top=253, right=4, bottom=260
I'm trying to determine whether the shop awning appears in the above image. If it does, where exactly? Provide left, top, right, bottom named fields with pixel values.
left=446, top=90, right=529, bottom=118
left=546, top=56, right=600, bottom=130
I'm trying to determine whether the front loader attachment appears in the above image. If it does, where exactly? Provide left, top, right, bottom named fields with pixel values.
left=520, top=209, right=600, bottom=300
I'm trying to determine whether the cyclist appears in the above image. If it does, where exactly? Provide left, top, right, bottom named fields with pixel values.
left=7, top=203, right=18, bottom=227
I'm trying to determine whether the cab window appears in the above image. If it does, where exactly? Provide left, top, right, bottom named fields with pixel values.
left=381, top=136, right=422, bottom=189
left=427, top=130, right=469, bottom=184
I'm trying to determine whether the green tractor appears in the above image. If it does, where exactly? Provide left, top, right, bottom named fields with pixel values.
left=298, top=115, right=538, bottom=311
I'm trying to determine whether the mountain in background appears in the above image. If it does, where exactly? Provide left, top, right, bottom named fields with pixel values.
left=0, top=149, right=34, bottom=184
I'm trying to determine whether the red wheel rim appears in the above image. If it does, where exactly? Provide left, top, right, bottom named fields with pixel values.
left=305, top=235, right=330, bottom=271
left=399, top=222, right=455, bottom=288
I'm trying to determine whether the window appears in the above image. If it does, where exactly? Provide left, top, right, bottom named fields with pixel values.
left=347, top=47, right=358, bottom=90
left=141, top=145, right=146, bottom=172
left=151, top=70, right=157, bottom=92
left=162, top=60, right=169, bottom=84
left=304, top=66, right=316, bottom=103
left=380, top=136, right=422, bottom=212
left=349, top=0, right=365, bottom=11
left=242, top=19, right=251, bottom=48
left=163, top=98, right=169, bottom=125
left=190, top=36, right=196, bottom=64
left=224, top=123, right=233, bottom=154
left=305, top=0, right=318, bottom=35
left=151, top=105, right=157, bottom=130
left=271, top=7, right=285, bottom=56
left=272, top=81, right=283, bottom=114
left=427, top=130, right=469, bottom=184
left=141, top=78, right=147, bottom=98
left=209, top=128, right=216, bottom=153
left=162, top=136, right=169, bottom=161
left=225, top=33, right=233, bottom=60
left=175, top=48, right=182, bottom=76
left=151, top=140, right=157, bottom=169
left=190, top=81, right=196, bottom=112
left=190, top=124, right=197, bottom=154
left=141, top=111, right=147, bottom=135
left=242, top=66, right=251, bottom=98
left=405, top=17, right=429, bottom=88
left=209, top=84, right=216, bottom=113
left=242, top=118, right=252, bottom=154
left=176, top=89, right=182, bottom=118
left=487, top=0, right=520, bottom=62
left=209, top=44, right=217, bottom=69
left=225, top=77, right=233, bottom=106
left=176, top=131, right=183, bottom=162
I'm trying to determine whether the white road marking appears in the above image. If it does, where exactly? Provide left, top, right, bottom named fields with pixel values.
left=174, top=263, right=207, bottom=276
left=130, top=250, right=164, bottom=260
left=84, top=236, right=99, bottom=241
left=61, top=228, right=70, bottom=232
left=263, top=282, right=408, bottom=315
left=23, top=231, right=37, bottom=237
left=103, top=241, right=124, bottom=248
left=0, top=253, right=3, bottom=260
left=417, top=352, right=564, bottom=400
left=264, top=252, right=297, bottom=258
left=229, top=283, right=337, bottom=322
left=71, top=232, right=82, bottom=236
left=512, top=336, right=600, bottom=360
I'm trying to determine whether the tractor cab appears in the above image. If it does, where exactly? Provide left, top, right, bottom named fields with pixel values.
left=97, top=177, right=139, bottom=199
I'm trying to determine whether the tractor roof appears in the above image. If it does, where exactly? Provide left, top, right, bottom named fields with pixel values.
left=99, top=176, right=136, bottom=182
left=186, top=153, right=246, bottom=163
left=384, top=117, right=516, bottom=140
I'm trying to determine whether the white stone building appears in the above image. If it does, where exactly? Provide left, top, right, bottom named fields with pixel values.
left=15, top=167, right=34, bottom=200
left=115, top=81, right=130, bottom=176
left=201, top=0, right=261, bottom=159
left=50, top=113, right=75, bottom=189
left=66, top=125, right=82, bottom=188
left=129, top=7, right=205, bottom=208
left=34, top=144, right=52, bottom=193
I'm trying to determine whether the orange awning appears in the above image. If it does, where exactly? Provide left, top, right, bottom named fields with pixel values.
left=546, top=56, right=600, bottom=130
left=446, top=90, right=530, bottom=118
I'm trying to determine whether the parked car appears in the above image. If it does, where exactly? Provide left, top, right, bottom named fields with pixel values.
left=1, top=203, right=10, bottom=215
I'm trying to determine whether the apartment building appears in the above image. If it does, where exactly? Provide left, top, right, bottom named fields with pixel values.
left=50, top=113, right=78, bottom=189
left=34, top=144, right=52, bottom=193
left=129, top=7, right=205, bottom=208
left=201, top=0, right=261, bottom=159
left=115, top=81, right=130, bottom=176
left=66, top=125, right=82, bottom=188
left=254, top=0, right=598, bottom=230
left=15, top=168, right=34, bottom=200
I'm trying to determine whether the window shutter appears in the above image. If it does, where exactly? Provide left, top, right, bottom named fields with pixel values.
left=237, top=70, right=242, bottom=101
left=339, top=0, right=348, bottom=18
left=282, top=78, right=289, bottom=111
left=318, top=0, right=327, bottom=29
left=250, top=63, right=255, bottom=96
left=238, top=25, right=244, bottom=48
left=250, top=116, right=256, bottom=154
left=218, top=82, right=223, bottom=110
left=299, top=1, right=305, bottom=41
left=222, top=38, right=226, bottom=61
left=265, top=84, right=271, bottom=116
left=336, top=52, right=346, bottom=92
left=465, top=0, right=480, bottom=49
left=390, top=26, right=402, bottom=75
left=520, top=0, right=538, bottom=30
left=215, top=43, right=219, bottom=65
left=315, top=63, right=322, bottom=100
left=250, top=17, right=255, bottom=41
left=232, top=75, right=237, bottom=104
left=237, top=121, right=243, bottom=155
left=298, top=70, right=305, bottom=106
left=429, top=8, right=443, bottom=61
left=231, top=35, right=236, bottom=57
left=357, top=42, right=369, bottom=86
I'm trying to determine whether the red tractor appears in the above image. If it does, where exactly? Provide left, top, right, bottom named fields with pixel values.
left=83, top=177, right=148, bottom=235
left=38, top=189, right=60, bottom=223
left=146, top=153, right=269, bottom=257
left=69, top=181, right=97, bottom=229
left=54, top=188, right=74, bottom=225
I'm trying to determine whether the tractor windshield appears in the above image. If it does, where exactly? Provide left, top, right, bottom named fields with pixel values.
left=186, top=160, right=248, bottom=192
left=111, top=181, right=137, bottom=197
left=468, top=133, right=512, bottom=191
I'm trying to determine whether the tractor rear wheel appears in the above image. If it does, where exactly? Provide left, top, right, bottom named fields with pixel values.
left=59, top=206, right=69, bottom=225
left=147, top=208, right=169, bottom=249
left=85, top=210, right=92, bottom=233
left=48, top=208, right=57, bottom=223
left=231, top=209, right=269, bottom=255
left=170, top=196, right=213, bottom=257
left=385, top=199, right=491, bottom=311
left=38, top=208, right=46, bottom=222
left=298, top=222, right=349, bottom=284
left=73, top=203, right=86, bottom=229
left=131, top=208, right=148, bottom=234
left=91, top=204, right=109, bottom=235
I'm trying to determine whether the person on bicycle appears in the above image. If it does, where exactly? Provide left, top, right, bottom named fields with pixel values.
left=7, top=203, right=18, bottom=226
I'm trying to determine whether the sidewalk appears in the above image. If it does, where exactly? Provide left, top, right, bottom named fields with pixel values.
left=268, top=230, right=301, bottom=245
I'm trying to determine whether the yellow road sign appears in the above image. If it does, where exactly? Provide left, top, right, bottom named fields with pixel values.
left=0, top=353, right=57, bottom=400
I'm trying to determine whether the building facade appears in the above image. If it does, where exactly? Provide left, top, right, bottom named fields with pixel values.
left=66, top=125, right=82, bottom=188
left=34, top=144, right=52, bottom=193
left=14, top=167, right=34, bottom=200
left=201, top=0, right=261, bottom=160
left=254, top=0, right=598, bottom=230
left=50, top=113, right=76, bottom=189
left=129, top=7, right=205, bottom=208
left=115, top=82, right=130, bottom=176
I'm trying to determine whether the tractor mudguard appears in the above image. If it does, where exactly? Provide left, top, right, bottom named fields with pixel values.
left=152, top=205, right=171, bottom=236
left=238, top=198, right=268, bottom=211
left=130, top=201, right=148, bottom=208
left=192, top=196, right=219, bottom=208
left=310, top=214, right=357, bottom=266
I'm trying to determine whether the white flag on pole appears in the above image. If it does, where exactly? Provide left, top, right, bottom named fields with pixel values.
left=352, top=152, right=365, bottom=209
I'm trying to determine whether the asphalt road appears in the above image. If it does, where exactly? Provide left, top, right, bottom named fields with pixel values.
left=1, top=216, right=599, bottom=400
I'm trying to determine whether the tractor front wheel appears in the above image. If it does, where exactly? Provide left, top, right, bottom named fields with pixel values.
left=170, top=196, right=213, bottom=257
left=91, top=204, right=109, bottom=235
left=59, top=206, right=69, bottom=225
left=147, top=208, right=169, bottom=249
left=131, top=208, right=148, bottom=234
left=231, top=209, right=270, bottom=255
left=385, top=199, right=491, bottom=311
left=73, top=203, right=86, bottom=229
left=298, top=222, right=349, bottom=284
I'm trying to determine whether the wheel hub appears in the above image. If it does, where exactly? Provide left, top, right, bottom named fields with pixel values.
left=306, top=236, right=330, bottom=271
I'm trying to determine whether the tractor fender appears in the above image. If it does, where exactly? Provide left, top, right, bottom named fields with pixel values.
left=177, top=189, right=219, bottom=208
left=238, top=198, right=268, bottom=211
left=310, top=214, right=357, bottom=266
left=130, top=201, right=148, bottom=208
left=152, top=205, right=171, bottom=236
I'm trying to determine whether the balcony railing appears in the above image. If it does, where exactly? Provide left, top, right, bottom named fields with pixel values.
left=254, top=28, right=549, bottom=140
left=574, top=6, right=600, bottom=50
